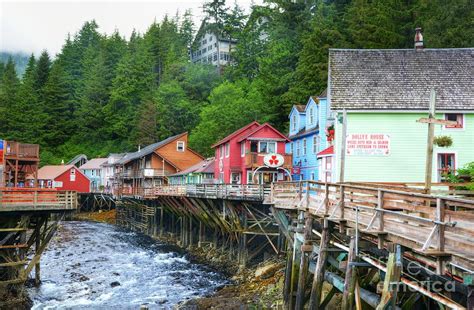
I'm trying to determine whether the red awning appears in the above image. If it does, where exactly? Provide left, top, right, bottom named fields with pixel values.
left=317, top=145, right=334, bottom=157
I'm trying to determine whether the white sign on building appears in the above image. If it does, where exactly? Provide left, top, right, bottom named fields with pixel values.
left=346, top=134, right=390, bottom=156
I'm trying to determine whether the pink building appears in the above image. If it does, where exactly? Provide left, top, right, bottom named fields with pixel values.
left=212, top=122, right=292, bottom=184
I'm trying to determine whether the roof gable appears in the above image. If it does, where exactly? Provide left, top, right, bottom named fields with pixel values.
left=211, top=121, right=260, bottom=148
left=238, top=123, right=290, bottom=142
left=329, top=48, right=474, bottom=110
left=38, top=165, right=87, bottom=180
left=117, top=133, right=188, bottom=165
left=79, top=158, right=108, bottom=170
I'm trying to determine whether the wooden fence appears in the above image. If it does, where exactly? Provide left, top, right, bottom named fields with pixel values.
left=0, top=188, right=77, bottom=211
left=270, top=181, right=474, bottom=273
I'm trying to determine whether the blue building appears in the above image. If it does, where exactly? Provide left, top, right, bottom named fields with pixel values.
left=286, top=90, right=331, bottom=181
left=79, top=158, right=108, bottom=192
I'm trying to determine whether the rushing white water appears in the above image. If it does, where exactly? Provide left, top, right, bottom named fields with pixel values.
left=28, top=221, right=227, bottom=309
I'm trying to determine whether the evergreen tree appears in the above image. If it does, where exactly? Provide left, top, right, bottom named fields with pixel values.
left=15, top=55, right=44, bottom=142
left=34, top=50, right=52, bottom=97
left=286, top=2, right=347, bottom=103
left=0, top=58, right=20, bottom=137
left=41, top=62, right=73, bottom=148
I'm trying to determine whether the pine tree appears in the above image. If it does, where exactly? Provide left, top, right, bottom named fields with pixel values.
left=41, top=63, right=73, bottom=148
left=0, top=58, right=20, bottom=137
left=286, top=2, right=347, bottom=103
left=34, top=50, right=52, bottom=97
left=16, top=55, right=44, bottom=142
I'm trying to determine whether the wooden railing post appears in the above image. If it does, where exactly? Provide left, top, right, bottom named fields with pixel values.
left=378, top=189, right=385, bottom=249
left=340, top=185, right=345, bottom=219
left=436, top=198, right=446, bottom=274
left=305, top=182, right=310, bottom=210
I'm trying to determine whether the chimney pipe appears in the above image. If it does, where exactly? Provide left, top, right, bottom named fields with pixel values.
left=138, top=145, right=141, bottom=152
left=415, top=27, right=423, bottom=51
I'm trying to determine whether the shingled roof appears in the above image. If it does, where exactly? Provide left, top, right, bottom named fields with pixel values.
left=116, top=133, right=186, bottom=165
left=329, top=48, right=474, bottom=111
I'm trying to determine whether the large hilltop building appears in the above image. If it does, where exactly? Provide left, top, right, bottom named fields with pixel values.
left=190, top=19, right=237, bottom=67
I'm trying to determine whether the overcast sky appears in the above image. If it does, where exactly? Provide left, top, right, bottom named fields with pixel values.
left=0, top=0, right=260, bottom=56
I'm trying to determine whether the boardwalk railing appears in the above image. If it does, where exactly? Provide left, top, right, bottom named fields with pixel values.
left=3, top=141, right=40, bottom=159
left=270, top=180, right=474, bottom=273
left=0, top=188, right=78, bottom=211
left=138, top=184, right=270, bottom=201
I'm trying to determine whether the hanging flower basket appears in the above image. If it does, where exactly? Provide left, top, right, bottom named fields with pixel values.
left=326, top=125, right=335, bottom=142
left=433, top=136, right=453, bottom=148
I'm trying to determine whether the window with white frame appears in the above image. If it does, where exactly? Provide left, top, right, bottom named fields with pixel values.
left=177, top=141, right=185, bottom=152
left=444, top=113, right=464, bottom=129
left=292, top=115, right=297, bottom=131
left=225, top=143, right=230, bottom=157
left=296, top=141, right=300, bottom=157
left=220, top=145, right=224, bottom=158
left=290, top=142, right=293, bottom=154
left=247, top=171, right=254, bottom=184
left=313, top=136, right=319, bottom=154
left=241, top=143, right=245, bottom=157
left=303, top=139, right=307, bottom=156
left=309, top=107, right=314, bottom=124
left=258, top=141, right=276, bottom=153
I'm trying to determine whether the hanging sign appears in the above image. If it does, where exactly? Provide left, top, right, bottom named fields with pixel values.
left=346, top=134, right=390, bottom=156
left=292, top=167, right=301, bottom=174
left=263, top=153, right=284, bottom=168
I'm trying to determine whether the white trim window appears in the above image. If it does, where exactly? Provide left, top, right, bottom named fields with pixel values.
left=241, top=143, right=245, bottom=157
left=258, top=141, right=276, bottom=153
left=290, top=142, right=293, bottom=154
left=220, top=145, right=224, bottom=159
left=444, top=113, right=464, bottom=130
left=177, top=141, right=185, bottom=152
left=309, top=107, right=314, bottom=125
left=296, top=141, right=300, bottom=157
left=313, top=136, right=319, bottom=154
left=225, top=143, right=230, bottom=157
left=292, top=115, right=297, bottom=131
left=247, top=171, right=254, bottom=184
left=303, top=139, right=307, bottom=156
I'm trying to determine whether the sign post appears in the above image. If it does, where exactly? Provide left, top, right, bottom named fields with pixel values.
left=416, top=90, right=457, bottom=194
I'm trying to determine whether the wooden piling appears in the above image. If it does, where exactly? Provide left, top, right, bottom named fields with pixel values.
left=295, top=214, right=313, bottom=310
left=308, top=218, right=331, bottom=309
left=342, top=235, right=357, bottom=310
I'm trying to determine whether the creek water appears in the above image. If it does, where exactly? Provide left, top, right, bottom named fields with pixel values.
left=28, top=221, right=227, bottom=309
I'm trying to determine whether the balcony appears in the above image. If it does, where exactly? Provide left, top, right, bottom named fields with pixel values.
left=119, top=169, right=170, bottom=179
left=3, top=141, right=40, bottom=161
left=244, top=152, right=292, bottom=169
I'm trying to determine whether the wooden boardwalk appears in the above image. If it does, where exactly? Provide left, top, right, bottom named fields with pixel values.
left=128, top=184, right=270, bottom=201
left=0, top=188, right=77, bottom=212
left=0, top=188, right=78, bottom=307
left=115, top=181, right=474, bottom=308
left=269, top=181, right=474, bottom=309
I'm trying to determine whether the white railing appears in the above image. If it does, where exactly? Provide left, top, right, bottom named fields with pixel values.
left=140, top=184, right=270, bottom=201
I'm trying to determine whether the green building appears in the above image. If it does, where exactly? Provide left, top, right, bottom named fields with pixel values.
left=328, top=46, right=473, bottom=183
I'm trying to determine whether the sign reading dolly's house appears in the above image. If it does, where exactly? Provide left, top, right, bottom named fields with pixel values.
left=346, top=134, right=390, bottom=156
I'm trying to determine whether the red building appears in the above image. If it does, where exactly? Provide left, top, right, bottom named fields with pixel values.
left=212, top=122, right=292, bottom=184
left=37, top=165, right=90, bottom=193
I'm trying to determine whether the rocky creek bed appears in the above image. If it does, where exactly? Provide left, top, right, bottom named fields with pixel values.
left=27, top=221, right=227, bottom=309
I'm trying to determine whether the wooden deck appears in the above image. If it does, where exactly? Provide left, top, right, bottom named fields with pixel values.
left=0, top=188, right=78, bottom=212
left=269, top=181, right=474, bottom=274
left=127, top=184, right=271, bottom=201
